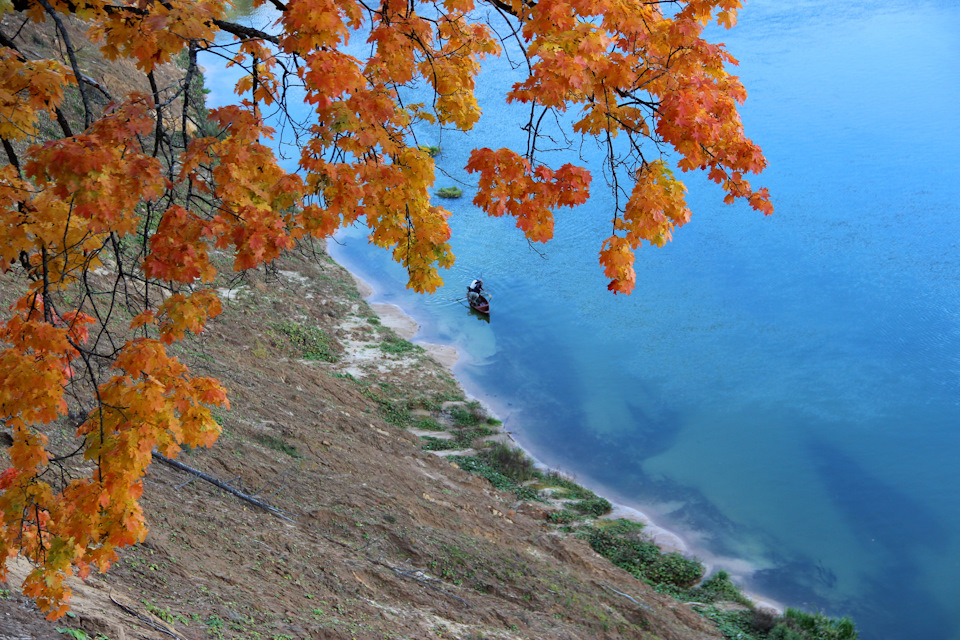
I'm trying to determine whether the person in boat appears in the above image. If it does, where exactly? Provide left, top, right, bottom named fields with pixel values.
left=467, top=278, right=485, bottom=306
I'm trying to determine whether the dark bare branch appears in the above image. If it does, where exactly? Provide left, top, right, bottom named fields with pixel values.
left=151, top=451, right=295, bottom=522
left=212, top=18, right=280, bottom=46
left=35, top=0, right=93, bottom=128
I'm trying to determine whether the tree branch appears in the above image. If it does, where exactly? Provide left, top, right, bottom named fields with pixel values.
left=35, top=0, right=93, bottom=128
left=1, top=138, right=21, bottom=175
left=151, top=451, right=295, bottom=522
left=212, top=19, right=280, bottom=46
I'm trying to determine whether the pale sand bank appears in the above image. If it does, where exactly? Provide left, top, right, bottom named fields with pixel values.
left=350, top=272, right=459, bottom=368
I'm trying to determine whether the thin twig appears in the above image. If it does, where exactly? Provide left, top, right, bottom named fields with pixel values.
left=174, top=476, right=198, bottom=490
left=368, top=557, right=471, bottom=608
left=600, top=582, right=652, bottom=611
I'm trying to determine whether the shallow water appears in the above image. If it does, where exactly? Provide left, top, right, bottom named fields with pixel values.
left=208, top=2, right=960, bottom=638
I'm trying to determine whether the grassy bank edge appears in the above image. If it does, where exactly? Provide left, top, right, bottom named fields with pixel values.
left=385, top=390, right=860, bottom=640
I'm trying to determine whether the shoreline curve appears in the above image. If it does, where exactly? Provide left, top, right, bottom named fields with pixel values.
left=345, top=269, right=784, bottom=615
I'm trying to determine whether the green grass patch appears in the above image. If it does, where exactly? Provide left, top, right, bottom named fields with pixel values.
left=413, top=417, right=445, bottom=431
left=421, top=436, right=465, bottom=451
left=770, top=609, right=858, bottom=640
left=450, top=401, right=485, bottom=427
left=380, top=335, right=421, bottom=355
left=273, top=322, right=336, bottom=362
left=582, top=520, right=703, bottom=589
left=377, top=399, right=411, bottom=426
left=358, top=388, right=411, bottom=426
left=458, top=425, right=498, bottom=442
left=546, top=509, right=586, bottom=525
left=254, top=434, right=301, bottom=458
left=570, top=496, right=613, bottom=517
left=539, top=471, right=594, bottom=498
left=450, top=455, right=543, bottom=502
left=425, top=392, right=466, bottom=411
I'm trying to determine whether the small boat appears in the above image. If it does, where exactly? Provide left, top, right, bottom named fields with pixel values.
left=466, top=278, right=490, bottom=314
left=469, top=292, right=490, bottom=315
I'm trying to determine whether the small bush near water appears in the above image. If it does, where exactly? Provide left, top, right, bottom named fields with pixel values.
left=450, top=454, right=542, bottom=503
left=583, top=520, right=703, bottom=588
left=691, top=570, right=751, bottom=606
left=436, top=186, right=463, bottom=199
left=570, top=495, right=613, bottom=517
left=483, top=442, right=538, bottom=483
left=700, top=606, right=859, bottom=640
left=450, top=401, right=486, bottom=427
left=769, top=609, right=858, bottom=640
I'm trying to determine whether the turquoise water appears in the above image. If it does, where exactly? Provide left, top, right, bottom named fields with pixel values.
left=207, top=2, right=960, bottom=638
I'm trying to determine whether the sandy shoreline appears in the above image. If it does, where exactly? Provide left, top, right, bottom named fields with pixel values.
left=348, top=270, right=784, bottom=615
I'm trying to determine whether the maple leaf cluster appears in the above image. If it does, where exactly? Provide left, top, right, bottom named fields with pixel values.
left=0, top=0, right=769, bottom=615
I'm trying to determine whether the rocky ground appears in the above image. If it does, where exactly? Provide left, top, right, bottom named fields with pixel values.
left=0, top=243, right=727, bottom=640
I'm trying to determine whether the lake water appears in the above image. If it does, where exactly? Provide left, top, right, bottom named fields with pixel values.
left=206, top=2, right=960, bottom=638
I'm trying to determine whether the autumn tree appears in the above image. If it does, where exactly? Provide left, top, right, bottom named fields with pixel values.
left=0, top=0, right=770, bottom=616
